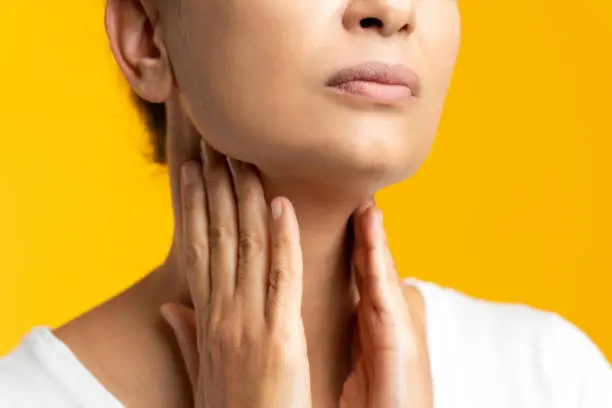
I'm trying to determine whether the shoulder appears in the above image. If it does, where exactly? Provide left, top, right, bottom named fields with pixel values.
left=0, top=327, right=124, bottom=408
left=0, top=328, right=66, bottom=407
left=403, top=279, right=612, bottom=407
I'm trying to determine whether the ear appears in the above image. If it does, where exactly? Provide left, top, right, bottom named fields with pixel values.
left=105, top=0, right=173, bottom=103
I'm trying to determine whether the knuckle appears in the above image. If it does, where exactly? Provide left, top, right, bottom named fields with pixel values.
left=268, top=266, right=287, bottom=292
left=238, top=233, right=264, bottom=259
left=184, top=242, right=207, bottom=272
left=209, top=224, right=232, bottom=250
left=272, top=234, right=292, bottom=251
left=267, top=267, right=291, bottom=307
left=271, top=264, right=291, bottom=284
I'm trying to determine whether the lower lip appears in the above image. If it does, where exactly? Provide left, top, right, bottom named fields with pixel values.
left=328, top=80, right=413, bottom=103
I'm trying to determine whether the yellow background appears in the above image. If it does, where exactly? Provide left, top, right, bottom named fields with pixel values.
left=0, top=1, right=611, bottom=360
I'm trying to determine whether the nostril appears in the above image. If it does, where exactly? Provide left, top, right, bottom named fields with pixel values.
left=360, top=17, right=383, bottom=30
left=399, top=23, right=411, bottom=33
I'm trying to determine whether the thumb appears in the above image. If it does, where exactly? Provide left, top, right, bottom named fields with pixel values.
left=160, top=303, right=199, bottom=388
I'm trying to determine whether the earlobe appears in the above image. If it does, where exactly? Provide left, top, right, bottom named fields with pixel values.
left=105, top=0, right=173, bottom=103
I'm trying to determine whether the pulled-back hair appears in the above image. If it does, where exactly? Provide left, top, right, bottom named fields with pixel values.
left=132, top=92, right=167, bottom=164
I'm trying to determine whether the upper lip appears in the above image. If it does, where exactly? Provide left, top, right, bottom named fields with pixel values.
left=326, top=61, right=421, bottom=97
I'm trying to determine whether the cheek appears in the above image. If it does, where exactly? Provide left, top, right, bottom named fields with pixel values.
left=162, top=0, right=460, bottom=185
left=172, top=0, right=318, bottom=91
left=417, top=3, right=461, bottom=91
left=166, top=0, right=323, bottom=151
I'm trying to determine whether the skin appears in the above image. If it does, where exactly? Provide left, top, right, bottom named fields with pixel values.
left=161, top=143, right=432, bottom=407
left=54, top=0, right=460, bottom=406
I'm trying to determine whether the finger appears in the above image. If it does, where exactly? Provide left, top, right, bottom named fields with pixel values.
left=266, top=197, right=303, bottom=326
left=351, top=200, right=375, bottom=295
left=360, top=206, right=396, bottom=315
left=350, top=198, right=377, bottom=283
left=160, top=303, right=199, bottom=389
left=181, top=161, right=210, bottom=310
left=378, top=210, right=401, bottom=285
left=356, top=302, right=376, bottom=373
left=227, top=158, right=269, bottom=310
left=201, top=141, right=238, bottom=305
left=351, top=199, right=375, bottom=253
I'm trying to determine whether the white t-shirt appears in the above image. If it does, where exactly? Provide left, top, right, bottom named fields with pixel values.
left=0, top=279, right=611, bottom=407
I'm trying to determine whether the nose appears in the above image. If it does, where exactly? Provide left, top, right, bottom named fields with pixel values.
left=343, top=0, right=416, bottom=37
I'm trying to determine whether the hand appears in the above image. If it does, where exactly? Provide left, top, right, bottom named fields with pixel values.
left=160, top=142, right=312, bottom=408
left=340, top=203, right=433, bottom=408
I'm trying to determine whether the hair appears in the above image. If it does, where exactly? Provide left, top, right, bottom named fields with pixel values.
left=132, top=91, right=167, bottom=164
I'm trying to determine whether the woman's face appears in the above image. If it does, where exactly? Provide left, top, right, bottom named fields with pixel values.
left=159, top=0, right=460, bottom=191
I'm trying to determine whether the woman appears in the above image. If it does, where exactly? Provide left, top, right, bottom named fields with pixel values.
left=0, top=0, right=610, bottom=407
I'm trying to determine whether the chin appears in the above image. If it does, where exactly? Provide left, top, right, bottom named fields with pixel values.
left=330, top=128, right=428, bottom=179
left=351, top=152, right=423, bottom=190
left=271, top=140, right=425, bottom=194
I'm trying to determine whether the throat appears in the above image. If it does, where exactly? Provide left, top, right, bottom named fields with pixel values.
left=299, top=239, right=359, bottom=405
left=304, top=291, right=357, bottom=407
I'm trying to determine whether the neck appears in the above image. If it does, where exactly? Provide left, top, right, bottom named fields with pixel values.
left=140, top=177, right=361, bottom=405
left=141, top=107, right=368, bottom=404
left=57, top=106, right=370, bottom=408
left=160, top=175, right=360, bottom=383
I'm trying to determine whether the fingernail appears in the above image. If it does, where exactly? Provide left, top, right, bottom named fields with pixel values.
left=271, top=199, right=283, bottom=220
left=378, top=209, right=383, bottom=225
left=181, top=164, right=197, bottom=185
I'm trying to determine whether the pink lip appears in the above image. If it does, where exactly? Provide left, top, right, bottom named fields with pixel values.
left=326, top=61, right=421, bottom=104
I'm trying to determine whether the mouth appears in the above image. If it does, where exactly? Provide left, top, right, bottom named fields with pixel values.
left=325, top=61, right=421, bottom=105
